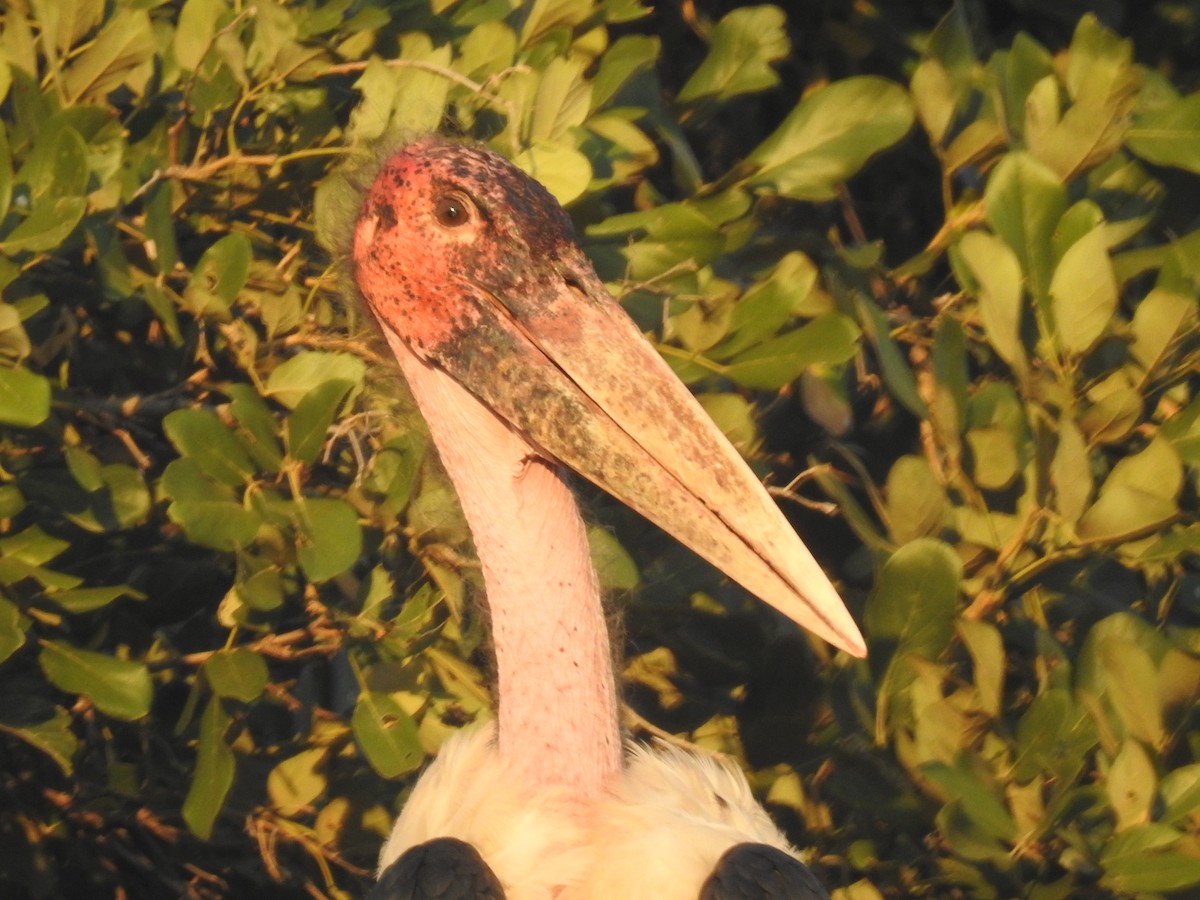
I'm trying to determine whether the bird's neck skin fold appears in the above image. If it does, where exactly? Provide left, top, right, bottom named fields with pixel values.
left=381, top=329, right=622, bottom=801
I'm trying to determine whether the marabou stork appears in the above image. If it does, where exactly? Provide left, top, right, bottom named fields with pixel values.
left=352, top=136, right=866, bottom=900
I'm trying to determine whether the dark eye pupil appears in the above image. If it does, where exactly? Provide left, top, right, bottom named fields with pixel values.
left=435, top=195, right=469, bottom=227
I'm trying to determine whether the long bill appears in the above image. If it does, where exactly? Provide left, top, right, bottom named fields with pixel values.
left=379, top=249, right=867, bottom=659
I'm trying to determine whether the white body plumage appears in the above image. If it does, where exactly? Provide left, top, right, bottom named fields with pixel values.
left=378, top=726, right=799, bottom=900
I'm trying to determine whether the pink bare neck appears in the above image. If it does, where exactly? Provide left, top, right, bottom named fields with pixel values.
left=381, top=328, right=622, bottom=799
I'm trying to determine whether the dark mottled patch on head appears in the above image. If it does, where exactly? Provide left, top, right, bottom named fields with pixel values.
left=374, top=199, right=397, bottom=231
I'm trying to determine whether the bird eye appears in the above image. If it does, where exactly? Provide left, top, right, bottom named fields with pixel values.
left=433, top=193, right=472, bottom=228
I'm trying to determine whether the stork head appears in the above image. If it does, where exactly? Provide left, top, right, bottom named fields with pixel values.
left=353, top=136, right=592, bottom=356
left=351, top=137, right=865, bottom=658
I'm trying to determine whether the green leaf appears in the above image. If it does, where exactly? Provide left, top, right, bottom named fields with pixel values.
left=352, top=691, right=423, bottom=779
left=181, top=233, right=252, bottom=320
left=697, top=392, right=759, bottom=457
left=1101, top=825, right=1200, bottom=892
left=267, top=747, right=329, bottom=815
left=587, top=525, right=640, bottom=592
left=513, top=140, right=592, bottom=206
left=1080, top=370, right=1141, bottom=445
left=0, top=699, right=77, bottom=776
left=39, top=640, right=152, bottom=720
left=1130, top=288, right=1194, bottom=373
left=62, top=9, right=155, bottom=103
left=285, top=379, right=355, bottom=466
left=910, top=59, right=956, bottom=144
left=884, top=456, right=946, bottom=544
left=203, top=648, right=268, bottom=702
left=163, top=408, right=259, bottom=486
left=984, top=152, right=1067, bottom=303
left=713, top=251, right=823, bottom=360
left=965, top=426, right=1020, bottom=491
left=958, top=231, right=1024, bottom=367
left=0, top=125, right=13, bottom=221
left=991, top=33, right=1054, bottom=141
left=225, top=383, right=283, bottom=472
left=161, top=459, right=260, bottom=551
left=856, top=297, right=927, bottom=417
left=528, top=57, right=591, bottom=142
left=0, top=365, right=51, bottom=427
left=16, top=122, right=88, bottom=201
left=1107, top=739, right=1156, bottom=830
left=957, top=619, right=1004, bottom=718
left=1160, top=763, right=1200, bottom=825
left=61, top=461, right=150, bottom=533
left=51, top=585, right=143, bottom=614
left=924, top=755, right=1017, bottom=848
left=591, top=34, right=659, bottom=109
left=347, top=37, right=451, bottom=142
left=1161, top=394, right=1200, bottom=465
left=182, top=698, right=234, bottom=839
left=1052, top=417, right=1093, bottom=525
left=676, top=6, right=789, bottom=104
left=265, top=351, right=365, bottom=410
left=0, top=596, right=25, bottom=663
left=292, top=498, right=362, bottom=583
left=0, top=196, right=86, bottom=254
left=1012, top=688, right=1097, bottom=784
left=1128, top=92, right=1200, bottom=174
left=723, top=313, right=860, bottom=389
left=591, top=201, right=728, bottom=282
left=1078, top=438, right=1183, bottom=542
left=1049, top=227, right=1117, bottom=353
left=748, top=77, right=914, bottom=201
left=867, top=538, right=961, bottom=737
left=173, top=0, right=223, bottom=72
left=1098, top=630, right=1165, bottom=747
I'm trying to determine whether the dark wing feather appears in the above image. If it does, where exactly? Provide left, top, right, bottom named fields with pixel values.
left=367, top=837, right=506, bottom=900
left=699, top=843, right=830, bottom=900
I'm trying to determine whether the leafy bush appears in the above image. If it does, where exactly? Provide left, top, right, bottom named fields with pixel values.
left=0, top=0, right=1197, bottom=897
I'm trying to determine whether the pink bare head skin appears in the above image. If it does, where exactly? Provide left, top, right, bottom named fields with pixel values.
left=353, top=135, right=589, bottom=355
left=352, top=136, right=865, bottom=658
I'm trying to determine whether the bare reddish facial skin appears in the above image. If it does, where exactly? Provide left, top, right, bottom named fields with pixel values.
left=353, top=136, right=587, bottom=356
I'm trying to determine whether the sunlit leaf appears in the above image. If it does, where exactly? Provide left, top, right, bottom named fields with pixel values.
left=62, top=9, right=155, bottom=103
left=856, top=297, right=926, bottom=417
left=1128, top=92, right=1200, bottom=174
left=0, top=365, right=50, bottom=427
left=265, top=351, right=366, bottom=410
left=163, top=408, right=258, bottom=486
left=0, top=597, right=24, bottom=664
left=676, top=6, right=789, bottom=104
left=984, top=152, right=1067, bottom=302
left=724, top=313, right=859, bottom=389
left=0, top=699, right=77, bottom=776
left=182, top=699, right=234, bottom=839
left=291, top=498, right=362, bottom=583
left=1049, top=227, right=1118, bottom=353
left=203, top=648, right=268, bottom=702
left=958, top=231, right=1025, bottom=368
left=39, top=640, right=152, bottom=720
left=267, top=747, right=328, bottom=815
left=867, top=539, right=961, bottom=738
left=748, top=77, right=914, bottom=201
left=514, top=140, right=592, bottom=205
left=1078, top=438, right=1183, bottom=542
left=352, top=691, right=423, bottom=779
left=885, top=456, right=946, bottom=544
left=1108, top=739, right=1156, bottom=830
left=285, top=379, right=355, bottom=466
